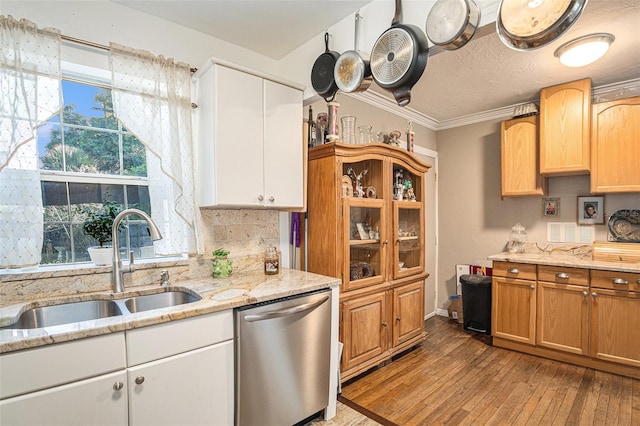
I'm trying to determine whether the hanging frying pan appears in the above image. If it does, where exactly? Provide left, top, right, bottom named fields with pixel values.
left=426, top=0, right=480, bottom=50
left=370, top=0, right=429, bottom=107
left=496, top=0, right=588, bottom=50
left=334, top=12, right=372, bottom=93
left=311, top=32, right=340, bottom=101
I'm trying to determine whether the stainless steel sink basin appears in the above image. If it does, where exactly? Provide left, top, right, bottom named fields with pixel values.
left=124, top=291, right=201, bottom=313
left=2, top=300, right=122, bottom=329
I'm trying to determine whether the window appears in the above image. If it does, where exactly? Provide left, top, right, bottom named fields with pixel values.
left=38, top=79, right=153, bottom=265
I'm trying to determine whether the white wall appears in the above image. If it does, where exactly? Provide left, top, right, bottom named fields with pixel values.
left=2, top=1, right=278, bottom=74
left=436, top=118, right=640, bottom=311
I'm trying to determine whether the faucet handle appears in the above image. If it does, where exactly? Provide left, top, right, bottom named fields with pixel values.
left=128, top=250, right=135, bottom=272
left=160, top=270, right=170, bottom=287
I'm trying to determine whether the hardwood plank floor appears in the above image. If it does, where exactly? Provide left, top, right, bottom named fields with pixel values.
left=340, top=316, right=639, bottom=425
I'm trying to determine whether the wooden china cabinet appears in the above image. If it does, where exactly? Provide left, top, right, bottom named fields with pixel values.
left=306, top=142, right=430, bottom=382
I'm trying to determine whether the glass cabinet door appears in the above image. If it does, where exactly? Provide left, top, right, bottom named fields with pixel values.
left=343, top=198, right=386, bottom=291
left=393, top=201, right=424, bottom=279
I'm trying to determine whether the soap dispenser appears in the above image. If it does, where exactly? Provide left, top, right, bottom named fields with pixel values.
left=508, top=223, right=527, bottom=253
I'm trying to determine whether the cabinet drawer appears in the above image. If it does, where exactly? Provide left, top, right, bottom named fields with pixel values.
left=0, top=333, right=126, bottom=399
left=591, top=269, right=640, bottom=291
left=492, top=261, right=536, bottom=280
left=126, top=311, right=233, bottom=366
left=538, top=265, right=589, bottom=286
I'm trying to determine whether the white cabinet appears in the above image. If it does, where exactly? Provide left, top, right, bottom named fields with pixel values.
left=0, top=311, right=234, bottom=426
left=195, top=59, right=304, bottom=209
left=128, top=342, right=234, bottom=426
left=0, top=371, right=128, bottom=426
left=126, top=310, right=234, bottom=426
left=0, top=333, right=127, bottom=425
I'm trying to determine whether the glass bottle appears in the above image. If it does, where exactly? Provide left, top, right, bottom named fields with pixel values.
left=358, top=125, right=373, bottom=144
left=341, top=116, right=356, bottom=144
left=264, top=245, right=280, bottom=275
left=508, top=223, right=527, bottom=253
left=307, top=106, right=317, bottom=148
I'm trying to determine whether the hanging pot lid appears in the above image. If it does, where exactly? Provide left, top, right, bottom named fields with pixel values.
left=496, top=0, right=588, bottom=51
left=426, top=0, right=481, bottom=50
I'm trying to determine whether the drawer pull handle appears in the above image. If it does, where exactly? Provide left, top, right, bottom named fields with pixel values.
left=135, top=376, right=145, bottom=385
left=113, top=381, right=124, bottom=391
left=612, top=278, right=629, bottom=285
left=507, top=268, right=520, bottom=274
left=555, top=272, right=570, bottom=279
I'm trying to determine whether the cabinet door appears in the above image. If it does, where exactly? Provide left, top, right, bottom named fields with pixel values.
left=536, top=282, right=588, bottom=355
left=392, top=281, right=425, bottom=347
left=128, top=341, right=234, bottom=426
left=591, top=97, right=640, bottom=193
left=343, top=198, right=386, bottom=292
left=590, top=289, right=640, bottom=368
left=341, top=292, right=388, bottom=372
left=500, top=116, right=547, bottom=197
left=393, top=202, right=424, bottom=279
left=492, top=276, right=536, bottom=344
left=263, top=79, right=304, bottom=208
left=540, top=78, right=591, bottom=175
left=212, top=65, right=264, bottom=206
left=0, top=370, right=127, bottom=426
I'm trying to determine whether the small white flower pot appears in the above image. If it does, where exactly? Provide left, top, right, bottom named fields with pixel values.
left=88, top=246, right=113, bottom=266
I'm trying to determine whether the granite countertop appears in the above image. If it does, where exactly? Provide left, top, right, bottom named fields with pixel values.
left=488, top=243, right=640, bottom=273
left=0, top=268, right=341, bottom=353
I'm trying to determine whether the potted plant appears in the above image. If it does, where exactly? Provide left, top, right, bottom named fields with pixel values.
left=212, top=248, right=232, bottom=278
left=81, top=200, right=123, bottom=265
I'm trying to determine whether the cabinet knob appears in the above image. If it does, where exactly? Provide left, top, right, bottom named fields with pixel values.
left=113, top=381, right=124, bottom=391
left=637, top=279, right=640, bottom=285
left=591, top=292, right=598, bottom=298
left=555, top=272, right=570, bottom=279
left=507, top=268, right=520, bottom=274
left=382, top=321, right=388, bottom=327
left=135, top=376, right=145, bottom=385
left=258, top=195, right=264, bottom=202
left=396, top=316, right=401, bottom=322
left=530, top=285, right=535, bottom=290
left=269, top=196, right=275, bottom=202
left=612, top=278, right=629, bottom=285
left=383, top=240, right=388, bottom=245
left=582, top=291, right=588, bottom=297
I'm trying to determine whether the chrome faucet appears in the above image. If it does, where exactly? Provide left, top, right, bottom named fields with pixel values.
left=112, top=209, right=163, bottom=293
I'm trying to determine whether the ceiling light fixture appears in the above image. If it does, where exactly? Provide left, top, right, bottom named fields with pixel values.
left=554, top=33, right=615, bottom=67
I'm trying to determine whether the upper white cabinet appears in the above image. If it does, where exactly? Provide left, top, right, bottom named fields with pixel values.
left=194, top=59, right=305, bottom=209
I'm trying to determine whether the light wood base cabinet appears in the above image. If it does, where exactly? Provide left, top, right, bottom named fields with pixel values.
left=492, top=261, right=640, bottom=379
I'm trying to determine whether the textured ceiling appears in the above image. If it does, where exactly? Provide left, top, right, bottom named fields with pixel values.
left=113, top=0, right=640, bottom=124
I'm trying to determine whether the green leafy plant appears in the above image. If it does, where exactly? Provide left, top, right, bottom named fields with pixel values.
left=213, top=248, right=230, bottom=258
left=80, top=200, right=124, bottom=247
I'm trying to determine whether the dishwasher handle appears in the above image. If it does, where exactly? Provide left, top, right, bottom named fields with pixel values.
left=243, top=295, right=329, bottom=322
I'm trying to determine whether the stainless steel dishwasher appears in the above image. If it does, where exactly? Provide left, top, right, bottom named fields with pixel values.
left=235, top=289, right=332, bottom=426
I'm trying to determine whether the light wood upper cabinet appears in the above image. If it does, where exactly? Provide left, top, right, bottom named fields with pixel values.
left=501, top=115, right=547, bottom=198
left=590, top=97, right=640, bottom=193
left=540, top=78, right=591, bottom=175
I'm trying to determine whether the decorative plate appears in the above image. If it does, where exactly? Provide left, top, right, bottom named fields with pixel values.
left=608, top=209, right=640, bottom=243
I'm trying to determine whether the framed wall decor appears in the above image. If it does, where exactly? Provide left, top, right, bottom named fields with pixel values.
left=577, top=195, right=605, bottom=225
left=543, top=198, right=559, bottom=217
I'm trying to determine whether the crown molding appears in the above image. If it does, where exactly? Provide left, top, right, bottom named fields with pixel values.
left=344, top=78, right=640, bottom=132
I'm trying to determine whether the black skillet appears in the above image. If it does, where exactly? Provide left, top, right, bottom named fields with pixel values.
left=311, top=32, right=340, bottom=102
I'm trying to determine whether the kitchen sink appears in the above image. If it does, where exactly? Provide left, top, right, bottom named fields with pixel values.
left=2, top=300, right=123, bottom=330
left=124, top=290, right=201, bottom=313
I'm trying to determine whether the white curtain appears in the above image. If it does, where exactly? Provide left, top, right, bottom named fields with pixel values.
left=0, top=16, right=61, bottom=268
left=110, top=43, right=198, bottom=255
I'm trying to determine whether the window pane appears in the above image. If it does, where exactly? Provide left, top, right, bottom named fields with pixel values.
left=127, top=185, right=151, bottom=213
left=64, top=128, right=120, bottom=174
left=123, top=134, right=147, bottom=177
left=38, top=122, right=63, bottom=171
left=62, top=80, right=118, bottom=130
left=42, top=223, right=72, bottom=265
left=72, top=223, right=93, bottom=262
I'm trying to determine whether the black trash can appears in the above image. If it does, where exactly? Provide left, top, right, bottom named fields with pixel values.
left=460, top=274, right=492, bottom=335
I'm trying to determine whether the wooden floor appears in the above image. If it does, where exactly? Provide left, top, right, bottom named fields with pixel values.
left=340, top=316, right=640, bottom=426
